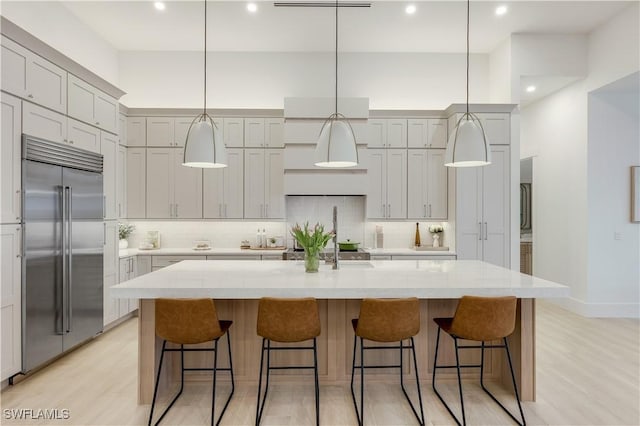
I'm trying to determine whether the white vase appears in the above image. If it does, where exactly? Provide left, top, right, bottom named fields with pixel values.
left=119, top=239, right=129, bottom=249
left=432, top=234, right=440, bottom=248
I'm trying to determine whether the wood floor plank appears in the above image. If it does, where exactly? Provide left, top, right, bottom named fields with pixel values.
left=1, top=301, right=638, bottom=425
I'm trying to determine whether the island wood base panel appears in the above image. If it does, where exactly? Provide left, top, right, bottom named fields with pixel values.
left=138, top=298, right=535, bottom=404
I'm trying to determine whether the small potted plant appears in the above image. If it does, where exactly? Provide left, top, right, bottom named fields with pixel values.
left=290, top=222, right=334, bottom=273
left=428, top=224, right=444, bottom=248
left=118, top=223, right=135, bottom=249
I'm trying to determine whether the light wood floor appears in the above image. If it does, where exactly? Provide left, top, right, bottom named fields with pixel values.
left=1, top=301, right=638, bottom=425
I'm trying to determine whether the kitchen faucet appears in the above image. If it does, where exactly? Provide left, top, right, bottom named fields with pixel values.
left=332, top=205, right=339, bottom=270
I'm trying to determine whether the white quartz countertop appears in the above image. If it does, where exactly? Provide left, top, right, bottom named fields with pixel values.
left=112, top=259, right=569, bottom=300
left=119, top=247, right=286, bottom=258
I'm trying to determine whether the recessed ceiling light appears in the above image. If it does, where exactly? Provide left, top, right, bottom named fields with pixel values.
left=495, top=5, right=507, bottom=16
left=247, top=3, right=258, bottom=13
left=154, top=2, right=165, bottom=11
left=405, top=4, right=416, bottom=15
left=526, top=85, right=537, bottom=93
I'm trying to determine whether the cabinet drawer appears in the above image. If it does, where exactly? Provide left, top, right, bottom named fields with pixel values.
left=151, top=255, right=206, bottom=267
left=370, top=255, right=392, bottom=260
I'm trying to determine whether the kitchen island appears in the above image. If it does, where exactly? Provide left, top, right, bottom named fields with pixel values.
left=111, top=259, right=569, bottom=404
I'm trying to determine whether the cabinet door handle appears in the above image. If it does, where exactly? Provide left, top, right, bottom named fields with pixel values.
left=484, top=222, right=488, bottom=240
left=423, top=204, right=426, bottom=217
left=429, top=204, right=432, bottom=217
left=387, top=204, right=391, bottom=218
left=478, top=222, right=482, bottom=240
left=27, top=94, right=34, bottom=98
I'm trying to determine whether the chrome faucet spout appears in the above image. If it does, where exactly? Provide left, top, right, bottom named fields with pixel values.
left=332, top=206, right=339, bottom=270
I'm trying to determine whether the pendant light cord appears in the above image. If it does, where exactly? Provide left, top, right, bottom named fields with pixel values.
left=204, top=0, right=207, bottom=114
left=335, top=0, right=338, bottom=115
left=466, top=0, right=469, bottom=115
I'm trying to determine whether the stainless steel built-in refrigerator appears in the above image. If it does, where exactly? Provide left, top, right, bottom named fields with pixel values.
left=22, top=135, right=104, bottom=372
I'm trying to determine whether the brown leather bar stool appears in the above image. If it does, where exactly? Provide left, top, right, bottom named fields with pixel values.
left=432, top=295, right=526, bottom=426
left=255, top=297, right=321, bottom=426
left=148, top=298, right=234, bottom=426
left=351, top=298, right=425, bottom=426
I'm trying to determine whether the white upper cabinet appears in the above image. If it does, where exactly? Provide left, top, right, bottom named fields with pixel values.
left=126, top=117, right=146, bottom=146
left=203, top=149, right=244, bottom=219
left=244, top=149, right=284, bottom=219
left=118, top=114, right=127, bottom=146
left=67, top=118, right=101, bottom=153
left=1, top=94, right=22, bottom=224
left=22, top=101, right=67, bottom=144
left=68, top=74, right=117, bottom=134
left=146, top=117, right=193, bottom=147
left=224, top=118, right=244, bottom=147
left=244, top=118, right=265, bottom=148
left=1, top=36, right=67, bottom=114
left=365, top=149, right=407, bottom=219
left=407, top=149, right=447, bottom=219
left=477, top=113, right=510, bottom=146
left=367, top=119, right=407, bottom=148
left=101, top=132, right=118, bottom=220
left=117, top=145, right=127, bottom=219
left=146, top=148, right=202, bottom=219
left=146, top=118, right=174, bottom=146
left=265, top=118, right=284, bottom=148
left=126, top=148, right=146, bottom=218
left=245, top=117, right=284, bottom=148
left=407, top=119, right=447, bottom=148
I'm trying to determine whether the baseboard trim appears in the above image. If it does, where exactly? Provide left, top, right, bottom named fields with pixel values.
left=547, top=297, right=640, bottom=318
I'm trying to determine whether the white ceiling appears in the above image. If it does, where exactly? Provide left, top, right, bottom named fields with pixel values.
left=58, top=1, right=632, bottom=53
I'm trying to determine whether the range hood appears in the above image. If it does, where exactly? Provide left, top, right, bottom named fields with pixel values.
left=283, top=97, right=370, bottom=195
left=283, top=146, right=368, bottom=195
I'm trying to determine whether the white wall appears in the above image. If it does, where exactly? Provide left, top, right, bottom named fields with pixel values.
left=0, top=1, right=119, bottom=85
left=118, top=51, right=489, bottom=109
left=521, top=3, right=640, bottom=317
left=489, top=38, right=512, bottom=103
left=587, top=77, right=640, bottom=316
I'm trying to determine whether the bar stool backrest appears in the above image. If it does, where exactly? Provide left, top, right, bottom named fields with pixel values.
left=356, top=298, right=420, bottom=342
left=257, top=297, right=321, bottom=342
left=155, top=298, right=223, bottom=344
left=450, top=295, right=517, bottom=341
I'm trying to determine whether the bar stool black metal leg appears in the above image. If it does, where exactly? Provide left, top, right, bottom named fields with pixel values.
left=148, top=340, right=167, bottom=426
left=350, top=334, right=362, bottom=425
left=409, top=337, right=425, bottom=425
left=504, top=338, right=526, bottom=426
left=313, top=337, right=320, bottom=426
left=215, top=330, right=235, bottom=425
left=149, top=343, right=186, bottom=426
left=255, top=338, right=269, bottom=426
left=211, top=339, right=219, bottom=426
left=454, top=337, right=467, bottom=426
left=360, top=337, right=365, bottom=426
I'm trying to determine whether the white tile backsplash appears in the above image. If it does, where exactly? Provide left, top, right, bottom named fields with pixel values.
left=286, top=196, right=365, bottom=248
left=124, top=198, right=451, bottom=251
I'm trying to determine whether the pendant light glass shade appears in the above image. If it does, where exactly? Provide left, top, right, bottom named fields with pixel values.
left=314, top=113, right=358, bottom=168
left=444, top=112, right=491, bottom=167
left=182, top=0, right=227, bottom=169
left=444, top=0, right=491, bottom=168
left=315, top=0, right=358, bottom=168
left=182, top=114, right=227, bottom=168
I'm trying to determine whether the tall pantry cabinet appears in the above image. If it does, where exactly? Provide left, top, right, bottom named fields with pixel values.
left=452, top=113, right=511, bottom=268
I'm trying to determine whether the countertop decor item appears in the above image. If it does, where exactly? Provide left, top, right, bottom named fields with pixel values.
left=444, top=0, right=491, bottom=168
left=429, top=224, right=444, bottom=248
left=119, top=223, right=135, bottom=249
left=290, top=222, right=334, bottom=273
left=414, top=222, right=421, bottom=247
left=181, top=0, right=227, bottom=169
left=337, top=240, right=360, bottom=251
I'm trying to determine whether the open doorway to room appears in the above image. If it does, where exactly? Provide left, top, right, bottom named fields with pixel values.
left=520, top=157, right=533, bottom=275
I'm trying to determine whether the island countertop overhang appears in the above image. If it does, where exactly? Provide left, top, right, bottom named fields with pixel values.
left=111, top=259, right=569, bottom=300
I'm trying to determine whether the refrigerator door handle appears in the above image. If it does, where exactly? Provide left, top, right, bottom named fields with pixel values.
left=57, top=186, right=66, bottom=335
left=67, top=186, right=73, bottom=333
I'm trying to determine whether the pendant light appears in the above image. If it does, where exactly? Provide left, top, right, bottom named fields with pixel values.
left=183, top=0, right=227, bottom=168
left=314, top=0, right=358, bottom=168
left=444, top=0, right=491, bottom=168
